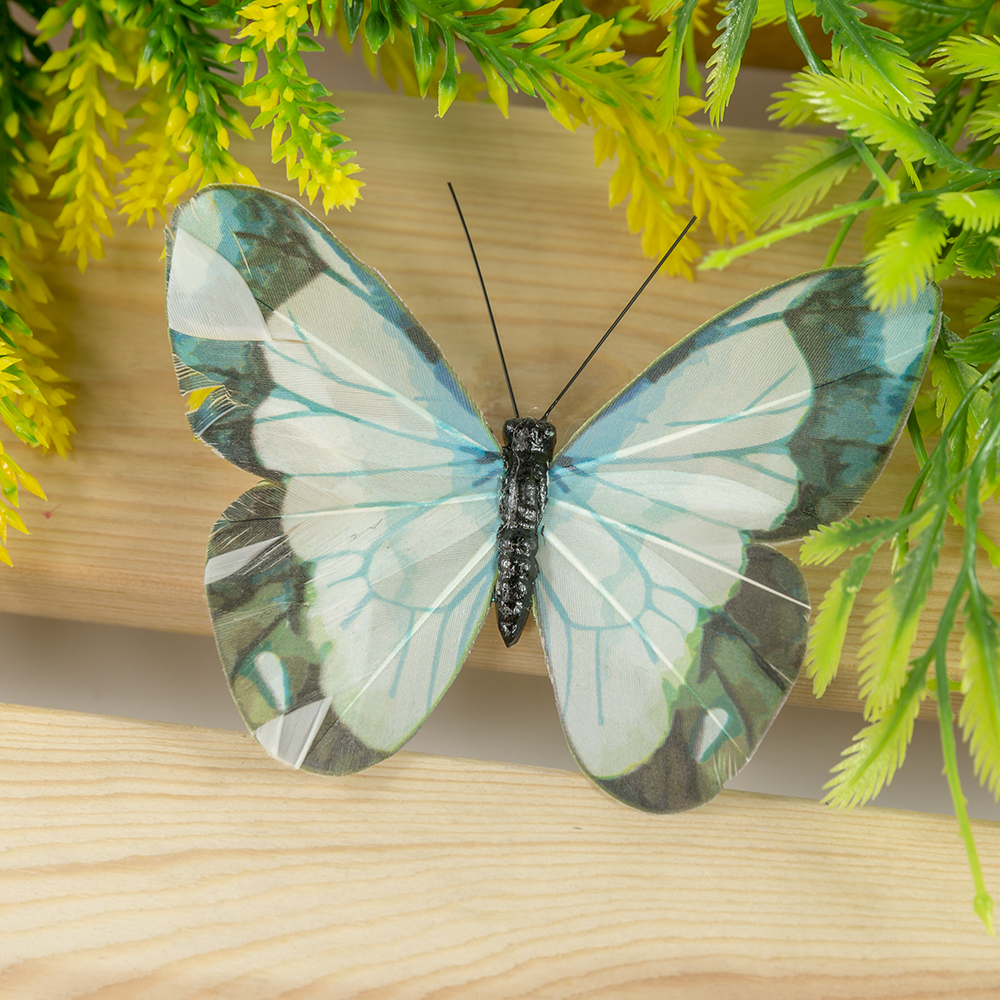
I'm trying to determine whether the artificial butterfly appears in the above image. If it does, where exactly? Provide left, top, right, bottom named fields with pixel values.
left=165, top=185, right=940, bottom=813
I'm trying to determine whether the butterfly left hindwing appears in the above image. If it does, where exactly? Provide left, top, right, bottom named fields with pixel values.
left=166, top=185, right=502, bottom=774
left=537, top=268, right=939, bottom=812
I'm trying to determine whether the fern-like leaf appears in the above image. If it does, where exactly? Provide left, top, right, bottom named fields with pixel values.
left=824, top=668, right=926, bottom=808
left=814, top=0, right=933, bottom=120
left=705, top=0, right=758, bottom=126
left=937, top=190, right=1000, bottom=233
left=857, top=519, right=942, bottom=719
left=806, top=548, right=877, bottom=697
left=952, top=312, right=1000, bottom=366
left=934, top=34, right=1000, bottom=83
left=960, top=587, right=1000, bottom=799
left=779, top=71, right=954, bottom=173
left=957, top=231, right=999, bottom=279
left=656, top=0, right=701, bottom=119
left=864, top=204, right=950, bottom=310
left=800, top=516, right=902, bottom=566
left=931, top=340, right=991, bottom=448
left=746, top=138, right=857, bottom=228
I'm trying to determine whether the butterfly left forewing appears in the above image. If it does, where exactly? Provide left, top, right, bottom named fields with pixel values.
left=166, top=185, right=502, bottom=775
left=536, top=267, right=939, bottom=812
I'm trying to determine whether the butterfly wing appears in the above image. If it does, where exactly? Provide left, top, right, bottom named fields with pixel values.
left=165, top=185, right=502, bottom=774
left=535, top=267, right=940, bottom=812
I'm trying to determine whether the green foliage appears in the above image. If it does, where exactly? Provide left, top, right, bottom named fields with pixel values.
left=812, top=0, right=933, bottom=119
left=705, top=0, right=758, bottom=126
left=746, top=137, right=858, bottom=228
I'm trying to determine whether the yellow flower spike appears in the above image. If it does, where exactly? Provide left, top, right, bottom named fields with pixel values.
left=184, top=90, right=199, bottom=114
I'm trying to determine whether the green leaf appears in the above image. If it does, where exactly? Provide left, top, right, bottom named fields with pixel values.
left=857, top=519, right=942, bottom=719
left=960, top=587, right=1000, bottom=799
left=814, top=0, right=933, bottom=119
left=410, top=22, right=436, bottom=97
left=937, top=190, right=1000, bottom=232
left=747, top=138, right=858, bottom=227
left=934, top=34, right=1000, bottom=83
left=800, top=516, right=903, bottom=566
left=364, top=9, right=391, bottom=54
left=806, top=547, right=877, bottom=697
left=705, top=0, right=758, bottom=126
left=779, top=71, right=958, bottom=174
left=956, top=231, right=999, bottom=280
left=656, top=0, right=700, bottom=120
left=824, top=664, right=926, bottom=808
left=952, top=313, right=1000, bottom=366
left=863, top=204, right=950, bottom=310
left=343, top=0, right=365, bottom=41
left=931, top=339, right=991, bottom=450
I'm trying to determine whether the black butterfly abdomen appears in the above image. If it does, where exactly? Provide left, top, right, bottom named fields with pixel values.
left=495, top=417, right=557, bottom=647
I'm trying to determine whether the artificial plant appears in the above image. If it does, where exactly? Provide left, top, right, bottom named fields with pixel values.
left=0, top=0, right=998, bottom=930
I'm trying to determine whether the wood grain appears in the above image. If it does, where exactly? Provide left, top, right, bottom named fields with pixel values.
left=0, top=90, right=994, bottom=717
left=0, top=700, right=998, bottom=999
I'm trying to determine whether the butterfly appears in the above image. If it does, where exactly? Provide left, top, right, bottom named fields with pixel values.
left=165, top=184, right=940, bottom=813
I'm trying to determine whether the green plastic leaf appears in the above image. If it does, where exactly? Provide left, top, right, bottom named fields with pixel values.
left=931, top=343, right=992, bottom=450
left=957, top=231, right=999, bottom=280
left=705, top=0, right=758, bottom=126
left=934, top=34, right=1000, bottom=83
left=863, top=204, right=950, bottom=310
left=814, top=0, right=933, bottom=120
left=806, top=547, right=877, bottom=697
left=824, top=667, right=925, bottom=808
left=747, top=138, right=857, bottom=227
left=800, top=516, right=902, bottom=566
left=410, top=22, right=435, bottom=97
left=780, top=71, right=956, bottom=173
left=952, top=315, right=1000, bottom=366
left=857, top=521, right=941, bottom=719
left=343, top=0, right=365, bottom=41
left=656, top=0, right=700, bottom=120
left=960, top=587, right=1000, bottom=799
left=364, top=9, right=391, bottom=54
left=937, top=190, right=1000, bottom=233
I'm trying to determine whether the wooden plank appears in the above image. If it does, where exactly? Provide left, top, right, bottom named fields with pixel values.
left=0, top=701, right=997, bottom=998
left=0, top=90, right=993, bottom=717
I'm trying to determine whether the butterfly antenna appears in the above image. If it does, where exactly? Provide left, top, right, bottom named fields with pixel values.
left=448, top=183, right=519, bottom=418
left=542, top=216, right=697, bottom=420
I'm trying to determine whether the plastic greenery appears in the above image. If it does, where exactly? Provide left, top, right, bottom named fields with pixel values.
left=696, top=0, right=1000, bottom=934
left=0, top=0, right=756, bottom=563
left=1, top=0, right=998, bottom=929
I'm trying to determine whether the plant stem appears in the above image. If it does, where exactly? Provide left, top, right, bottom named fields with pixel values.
left=934, top=615, right=995, bottom=935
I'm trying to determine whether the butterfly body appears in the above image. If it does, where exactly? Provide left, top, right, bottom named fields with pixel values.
left=165, top=185, right=940, bottom=813
left=496, top=417, right=557, bottom=647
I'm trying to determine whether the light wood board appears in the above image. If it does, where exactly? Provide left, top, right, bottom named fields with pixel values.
left=0, top=701, right=997, bottom=998
left=0, top=90, right=994, bottom=716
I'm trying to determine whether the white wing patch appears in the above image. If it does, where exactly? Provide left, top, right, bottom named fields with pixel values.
left=167, top=230, right=271, bottom=342
left=539, top=311, right=814, bottom=781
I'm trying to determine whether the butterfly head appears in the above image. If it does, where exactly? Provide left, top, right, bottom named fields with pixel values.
left=502, top=417, right=557, bottom=464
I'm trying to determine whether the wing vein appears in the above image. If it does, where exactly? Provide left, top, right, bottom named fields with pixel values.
left=550, top=498, right=811, bottom=611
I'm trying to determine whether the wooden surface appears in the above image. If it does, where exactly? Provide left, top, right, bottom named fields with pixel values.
left=0, top=700, right=997, bottom=998
left=0, top=89, right=995, bottom=717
